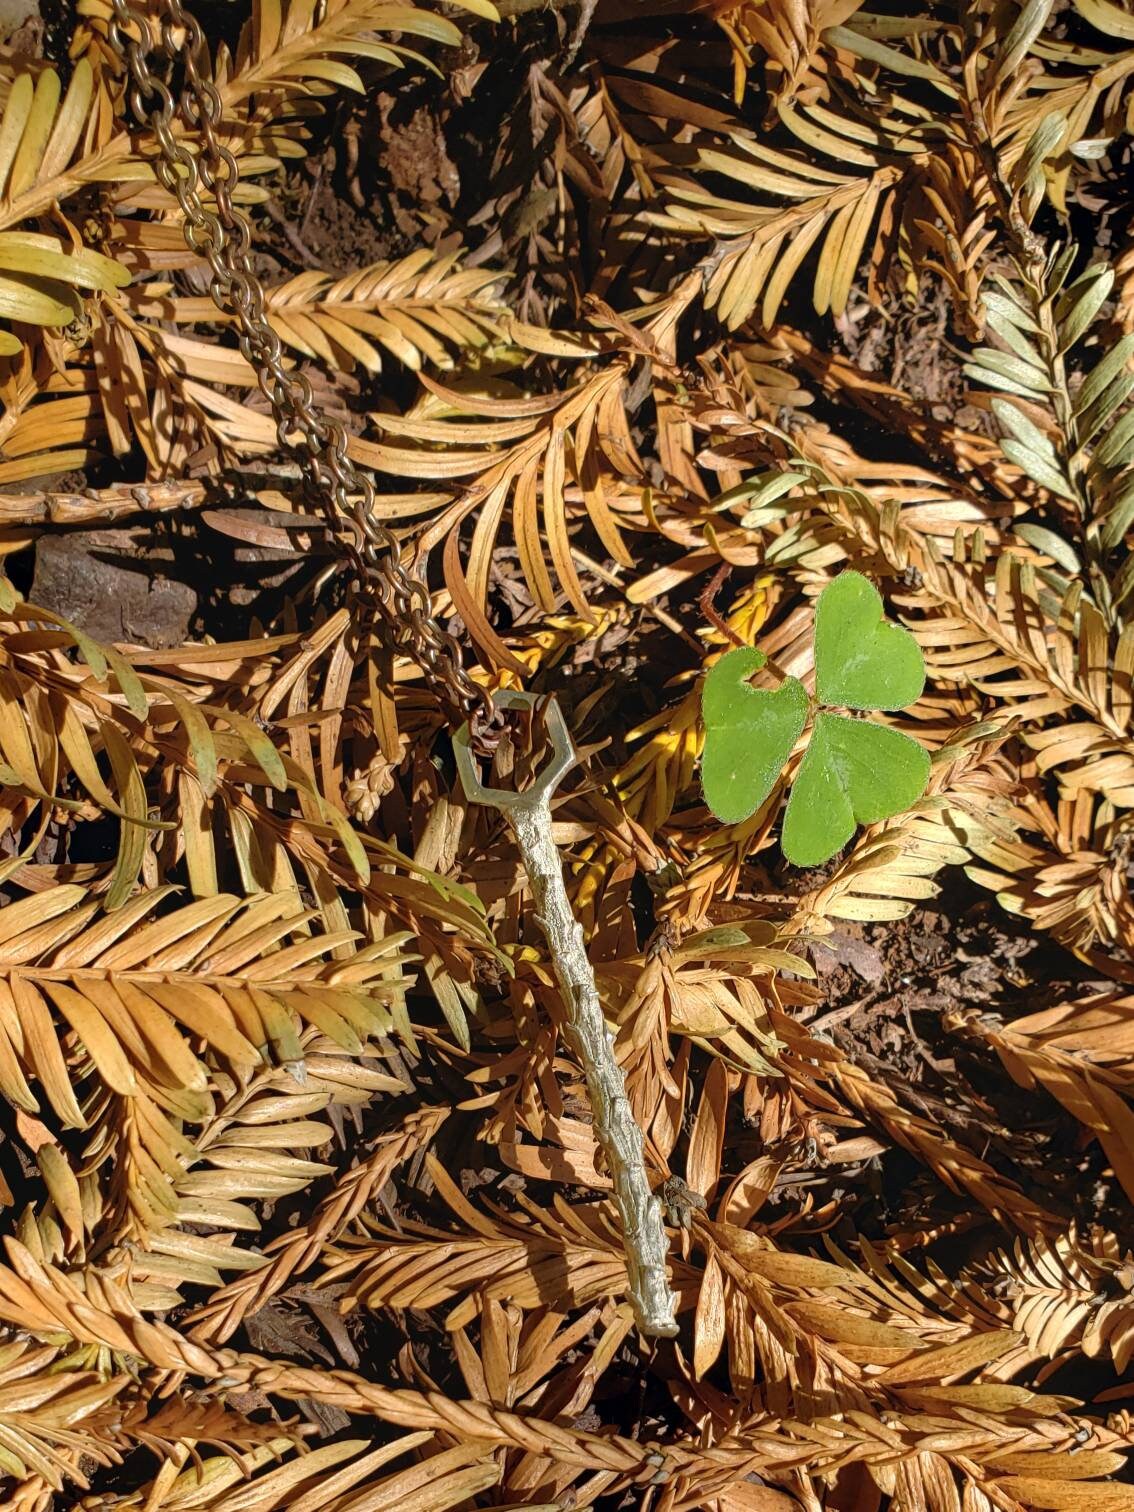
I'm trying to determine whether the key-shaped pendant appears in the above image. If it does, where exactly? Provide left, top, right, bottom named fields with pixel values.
left=455, top=691, right=679, bottom=1338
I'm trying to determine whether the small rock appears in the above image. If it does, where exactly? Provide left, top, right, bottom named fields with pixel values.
left=0, top=0, right=39, bottom=42
left=812, top=928, right=886, bottom=984
left=31, top=529, right=196, bottom=648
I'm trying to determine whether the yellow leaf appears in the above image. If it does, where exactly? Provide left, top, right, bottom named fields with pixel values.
left=8, top=68, right=60, bottom=198
left=874, top=1329, right=1023, bottom=1387
left=0, top=271, right=76, bottom=326
left=6, top=976, right=86, bottom=1129
left=0, top=72, right=34, bottom=197
left=694, top=1249, right=726, bottom=1378
left=37, top=980, right=137, bottom=1095
left=36, top=1143, right=84, bottom=1246
left=996, top=1479, right=1134, bottom=1511
left=38, top=57, right=93, bottom=181
left=0, top=231, right=128, bottom=291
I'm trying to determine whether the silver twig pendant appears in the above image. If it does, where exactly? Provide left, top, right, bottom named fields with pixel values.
left=455, top=691, right=679, bottom=1338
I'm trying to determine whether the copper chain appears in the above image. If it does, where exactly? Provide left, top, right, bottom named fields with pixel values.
left=107, top=0, right=496, bottom=741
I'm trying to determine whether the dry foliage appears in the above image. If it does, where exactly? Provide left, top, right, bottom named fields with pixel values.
left=0, top=0, right=1133, bottom=1508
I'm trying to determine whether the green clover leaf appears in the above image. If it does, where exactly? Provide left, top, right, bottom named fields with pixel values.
left=700, top=648, right=808, bottom=825
left=815, top=570, right=926, bottom=709
left=780, top=713, right=930, bottom=867
left=700, top=570, right=930, bottom=865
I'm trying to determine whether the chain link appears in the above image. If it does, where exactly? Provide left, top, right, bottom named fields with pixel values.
left=107, top=0, right=497, bottom=741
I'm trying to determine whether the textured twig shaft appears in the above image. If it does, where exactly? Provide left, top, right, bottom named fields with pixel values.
left=507, top=793, right=679, bottom=1337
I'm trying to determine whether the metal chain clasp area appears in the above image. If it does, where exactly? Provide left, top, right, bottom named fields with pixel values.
left=455, top=693, right=679, bottom=1338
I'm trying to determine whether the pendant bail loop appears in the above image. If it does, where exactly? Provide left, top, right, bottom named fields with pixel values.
left=453, top=690, right=577, bottom=810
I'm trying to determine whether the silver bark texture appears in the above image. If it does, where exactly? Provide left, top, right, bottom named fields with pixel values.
left=508, top=793, right=679, bottom=1338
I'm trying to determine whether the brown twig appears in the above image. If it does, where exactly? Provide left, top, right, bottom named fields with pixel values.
left=698, top=562, right=745, bottom=648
